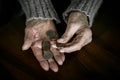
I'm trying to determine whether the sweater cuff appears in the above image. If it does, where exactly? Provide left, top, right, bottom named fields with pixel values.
left=63, top=0, right=103, bottom=27
left=18, top=0, right=60, bottom=24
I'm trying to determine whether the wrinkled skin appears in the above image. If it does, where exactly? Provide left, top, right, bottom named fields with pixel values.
left=22, top=11, right=92, bottom=72
left=22, top=20, right=65, bottom=72
left=57, top=12, right=92, bottom=53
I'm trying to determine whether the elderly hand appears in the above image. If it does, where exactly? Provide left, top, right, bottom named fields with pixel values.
left=22, top=19, right=65, bottom=72
left=57, top=12, right=92, bottom=53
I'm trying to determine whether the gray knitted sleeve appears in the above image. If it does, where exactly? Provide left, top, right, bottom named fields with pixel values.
left=63, top=0, right=103, bottom=27
left=18, top=0, right=60, bottom=24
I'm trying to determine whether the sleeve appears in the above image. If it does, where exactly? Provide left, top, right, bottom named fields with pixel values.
left=63, top=0, right=103, bottom=27
left=18, top=0, right=60, bottom=24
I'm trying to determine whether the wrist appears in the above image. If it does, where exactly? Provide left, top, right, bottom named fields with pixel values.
left=26, top=19, right=53, bottom=26
left=68, top=11, right=89, bottom=27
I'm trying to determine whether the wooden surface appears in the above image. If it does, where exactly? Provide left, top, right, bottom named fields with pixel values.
left=0, top=1, right=120, bottom=80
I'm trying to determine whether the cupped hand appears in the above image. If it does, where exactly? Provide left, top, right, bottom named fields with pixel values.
left=22, top=19, right=65, bottom=72
left=57, top=12, right=92, bottom=53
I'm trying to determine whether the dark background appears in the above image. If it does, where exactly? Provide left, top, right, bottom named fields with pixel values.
left=0, top=0, right=119, bottom=25
left=0, top=0, right=120, bottom=80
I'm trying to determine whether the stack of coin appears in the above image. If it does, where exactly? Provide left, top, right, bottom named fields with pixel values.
left=46, top=30, right=58, bottom=40
left=46, top=30, right=66, bottom=48
left=42, top=30, right=66, bottom=60
left=42, top=41, right=53, bottom=60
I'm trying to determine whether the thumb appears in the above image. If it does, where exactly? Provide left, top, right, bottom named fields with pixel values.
left=22, top=32, right=34, bottom=50
left=22, top=39, right=33, bottom=50
left=57, top=24, right=78, bottom=43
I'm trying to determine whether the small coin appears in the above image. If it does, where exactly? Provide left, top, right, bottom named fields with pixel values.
left=42, top=41, right=50, bottom=50
left=42, top=40, right=53, bottom=60
left=43, top=50, right=53, bottom=60
left=46, top=30, right=58, bottom=40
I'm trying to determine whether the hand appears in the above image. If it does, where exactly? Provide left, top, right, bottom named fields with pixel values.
left=57, top=12, right=92, bottom=53
left=22, top=19, right=65, bottom=72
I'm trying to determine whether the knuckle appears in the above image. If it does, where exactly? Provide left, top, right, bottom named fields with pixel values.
left=78, top=46, right=82, bottom=50
left=61, top=35, right=69, bottom=42
left=69, top=22, right=76, bottom=27
left=62, top=34, right=68, bottom=38
left=32, top=42, right=38, bottom=47
left=31, top=44, right=36, bottom=48
left=88, top=38, right=92, bottom=43
left=75, top=45, right=82, bottom=51
left=84, top=27, right=92, bottom=37
left=84, top=38, right=92, bottom=46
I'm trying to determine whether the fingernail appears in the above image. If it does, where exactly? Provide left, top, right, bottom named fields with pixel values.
left=51, top=44, right=57, bottom=48
left=60, top=49, right=64, bottom=53
left=62, top=55, right=65, bottom=62
left=57, top=39, right=64, bottom=43
left=53, top=68, right=58, bottom=72
left=42, top=66, right=49, bottom=71
left=58, top=60, right=63, bottom=65
left=40, top=61, right=49, bottom=71
left=22, top=45, right=27, bottom=50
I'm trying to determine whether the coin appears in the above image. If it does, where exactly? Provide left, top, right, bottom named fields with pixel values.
left=42, top=41, right=50, bottom=50
left=46, top=30, right=58, bottom=40
left=42, top=40, right=53, bottom=59
left=43, top=50, right=53, bottom=60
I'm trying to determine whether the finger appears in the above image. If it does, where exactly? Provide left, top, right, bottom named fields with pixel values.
left=51, top=41, right=65, bottom=65
left=59, top=34, right=86, bottom=53
left=57, top=24, right=80, bottom=43
left=59, top=28, right=92, bottom=53
left=31, top=46, right=49, bottom=71
left=51, top=47, right=64, bottom=65
left=22, top=31, right=34, bottom=50
left=60, top=53, right=65, bottom=62
left=22, top=40, right=33, bottom=50
left=32, top=40, right=42, bottom=49
left=50, top=41, right=57, bottom=48
left=48, top=59, right=58, bottom=72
